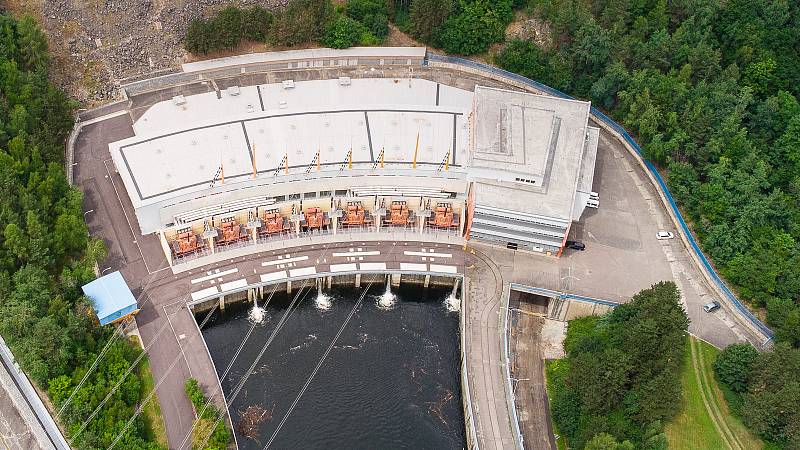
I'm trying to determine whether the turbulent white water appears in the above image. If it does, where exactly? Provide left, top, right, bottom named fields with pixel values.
left=315, top=291, right=332, bottom=310
left=377, top=279, right=396, bottom=309
left=248, top=297, right=266, bottom=324
left=444, top=279, right=460, bottom=313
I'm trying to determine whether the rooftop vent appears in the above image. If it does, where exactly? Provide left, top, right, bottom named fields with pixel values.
left=227, top=86, right=241, bottom=96
left=338, top=76, right=351, bottom=86
left=172, top=95, right=186, bottom=106
left=282, top=80, right=295, bottom=89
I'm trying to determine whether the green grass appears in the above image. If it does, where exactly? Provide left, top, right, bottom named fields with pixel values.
left=134, top=345, right=168, bottom=448
left=665, top=337, right=763, bottom=450
left=544, top=360, right=569, bottom=450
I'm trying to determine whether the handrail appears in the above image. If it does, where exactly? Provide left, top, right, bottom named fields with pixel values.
left=426, top=52, right=773, bottom=340
left=460, top=279, right=480, bottom=450
left=502, top=284, right=525, bottom=449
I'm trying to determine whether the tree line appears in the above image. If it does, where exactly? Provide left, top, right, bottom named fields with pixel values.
left=0, top=14, right=163, bottom=449
left=548, top=282, right=688, bottom=449
left=714, top=342, right=800, bottom=448
left=185, top=0, right=392, bottom=55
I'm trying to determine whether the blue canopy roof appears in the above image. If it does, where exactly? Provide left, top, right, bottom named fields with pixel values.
left=81, top=271, right=138, bottom=325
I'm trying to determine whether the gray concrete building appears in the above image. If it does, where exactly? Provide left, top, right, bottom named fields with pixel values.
left=468, top=86, right=599, bottom=254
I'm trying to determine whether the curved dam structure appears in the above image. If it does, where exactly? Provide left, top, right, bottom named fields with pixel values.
left=69, top=46, right=770, bottom=450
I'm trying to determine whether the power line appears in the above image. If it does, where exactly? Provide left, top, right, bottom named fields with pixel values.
left=197, top=243, right=402, bottom=450
left=103, top=301, right=221, bottom=450
left=57, top=321, right=126, bottom=418
left=75, top=301, right=219, bottom=442
left=179, top=284, right=282, bottom=449
left=57, top=268, right=164, bottom=418
left=179, top=238, right=354, bottom=450
left=72, top=318, right=175, bottom=439
left=181, top=282, right=313, bottom=450
left=262, top=282, right=372, bottom=449
left=106, top=348, right=185, bottom=450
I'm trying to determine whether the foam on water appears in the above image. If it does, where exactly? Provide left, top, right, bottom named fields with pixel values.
left=444, top=279, right=460, bottom=313
left=248, top=298, right=266, bottom=324
left=315, top=289, right=332, bottom=311
left=377, top=280, right=396, bottom=309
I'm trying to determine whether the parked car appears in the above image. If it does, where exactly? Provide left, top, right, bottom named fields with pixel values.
left=656, top=231, right=674, bottom=240
left=586, top=199, right=599, bottom=208
left=703, top=301, right=721, bottom=313
left=566, top=240, right=585, bottom=250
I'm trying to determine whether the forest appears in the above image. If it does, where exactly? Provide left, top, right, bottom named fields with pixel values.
left=0, top=14, right=162, bottom=450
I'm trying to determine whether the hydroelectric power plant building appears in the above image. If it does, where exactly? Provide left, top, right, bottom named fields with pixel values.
left=108, top=47, right=599, bottom=265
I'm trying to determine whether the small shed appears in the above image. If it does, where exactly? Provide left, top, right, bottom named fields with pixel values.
left=81, top=271, right=139, bottom=325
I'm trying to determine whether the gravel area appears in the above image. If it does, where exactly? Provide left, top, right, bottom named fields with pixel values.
left=25, top=0, right=289, bottom=104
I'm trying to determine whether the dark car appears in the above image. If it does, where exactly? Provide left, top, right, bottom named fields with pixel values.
left=566, top=240, right=585, bottom=251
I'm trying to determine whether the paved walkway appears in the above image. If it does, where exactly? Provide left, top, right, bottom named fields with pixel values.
left=463, top=249, right=518, bottom=449
left=509, top=308, right=556, bottom=450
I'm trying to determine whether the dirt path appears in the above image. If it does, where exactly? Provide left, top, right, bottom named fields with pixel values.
left=689, top=338, right=743, bottom=450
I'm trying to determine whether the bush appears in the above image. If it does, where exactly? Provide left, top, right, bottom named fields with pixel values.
left=270, top=0, right=334, bottom=46
left=185, top=19, right=214, bottom=54
left=347, top=0, right=389, bottom=39
left=585, top=433, right=635, bottom=450
left=322, top=16, right=370, bottom=49
left=714, top=343, right=759, bottom=393
left=563, top=315, right=600, bottom=355
left=436, top=0, right=513, bottom=55
left=184, top=377, right=231, bottom=449
left=409, top=0, right=453, bottom=43
left=242, top=6, right=274, bottom=41
left=216, top=6, right=244, bottom=49
left=184, top=378, right=205, bottom=410
left=184, top=5, right=275, bottom=55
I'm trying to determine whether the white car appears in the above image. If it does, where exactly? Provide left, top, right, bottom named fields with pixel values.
left=656, top=231, right=674, bottom=240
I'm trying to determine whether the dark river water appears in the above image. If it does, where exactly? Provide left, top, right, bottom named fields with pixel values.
left=197, top=283, right=466, bottom=450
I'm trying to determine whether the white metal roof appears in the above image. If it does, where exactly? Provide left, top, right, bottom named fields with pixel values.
left=110, top=78, right=472, bottom=210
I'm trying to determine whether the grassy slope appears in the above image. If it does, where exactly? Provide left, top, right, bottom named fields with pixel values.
left=137, top=355, right=168, bottom=448
left=665, top=337, right=762, bottom=450
left=544, top=360, right=568, bottom=450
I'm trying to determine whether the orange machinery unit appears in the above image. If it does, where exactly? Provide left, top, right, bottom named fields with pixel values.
left=429, top=203, right=459, bottom=228
left=216, top=217, right=248, bottom=246
left=385, top=201, right=411, bottom=226
left=261, top=209, right=289, bottom=235
left=304, top=207, right=329, bottom=230
left=341, top=201, right=370, bottom=227
left=171, top=228, right=204, bottom=257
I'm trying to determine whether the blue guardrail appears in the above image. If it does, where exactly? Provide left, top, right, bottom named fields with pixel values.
left=428, top=53, right=773, bottom=340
